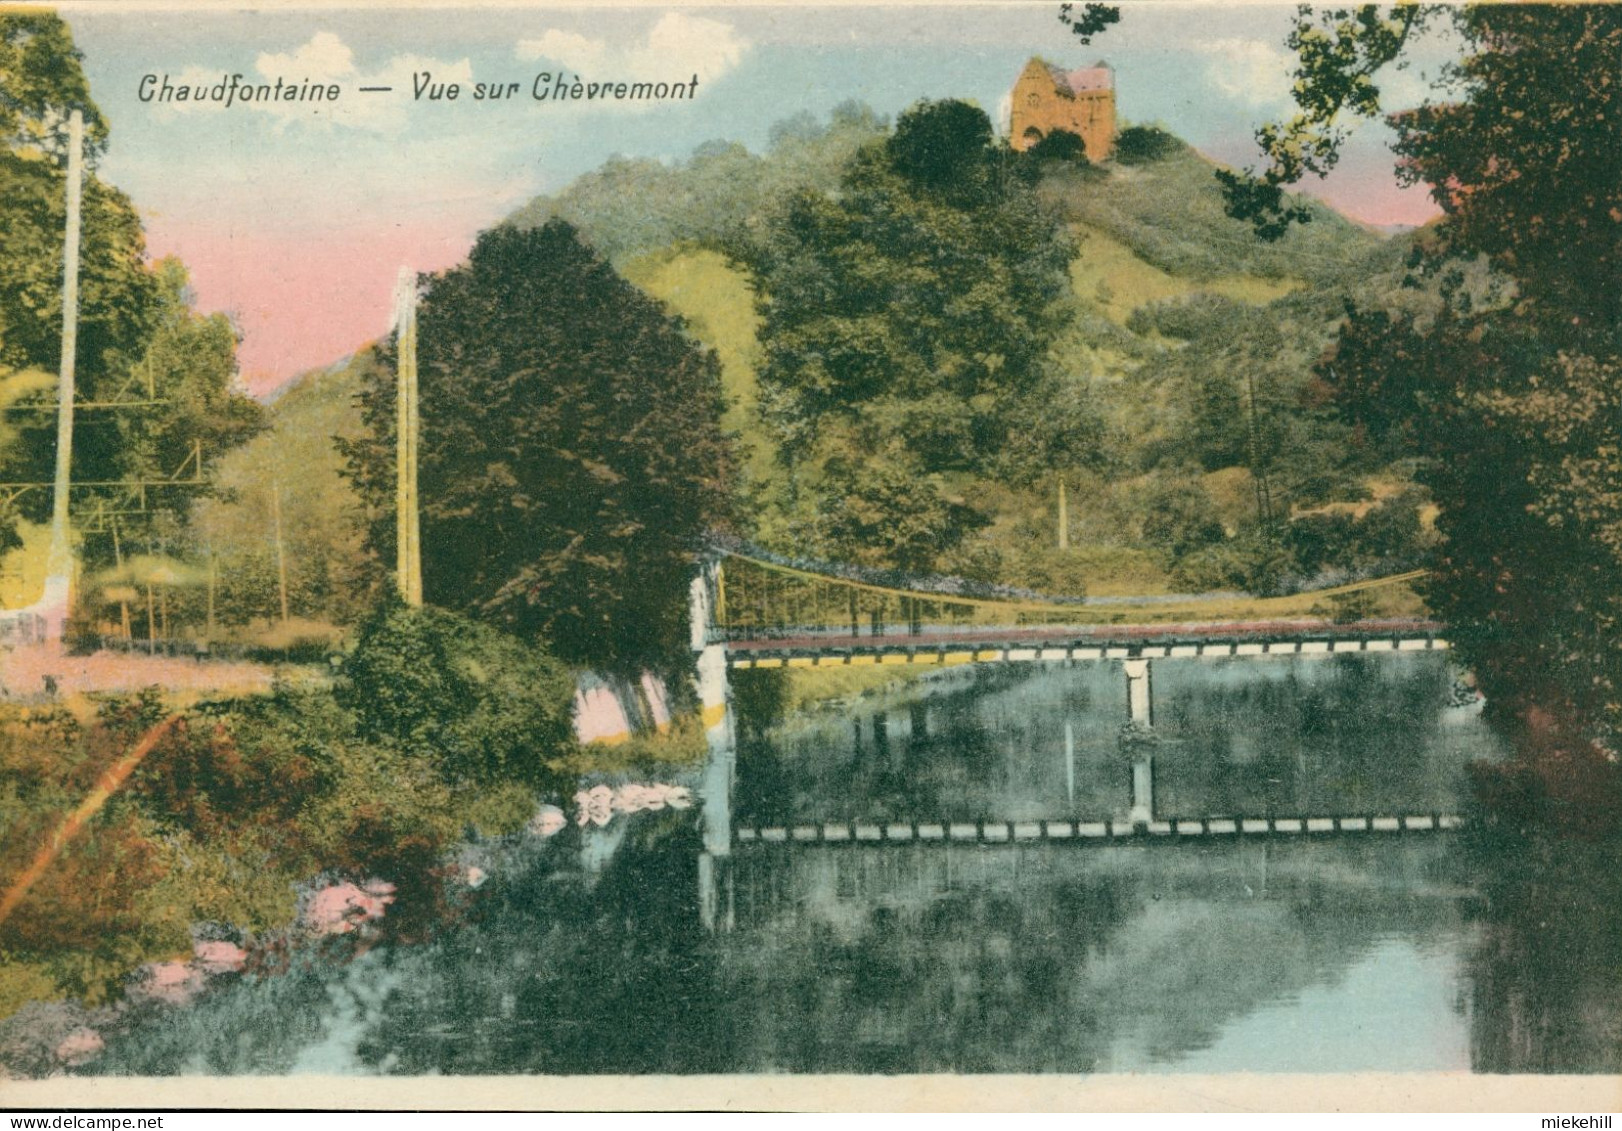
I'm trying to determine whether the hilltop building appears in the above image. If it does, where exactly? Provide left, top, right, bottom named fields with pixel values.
left=1009, top=57, right=1116, bottom=161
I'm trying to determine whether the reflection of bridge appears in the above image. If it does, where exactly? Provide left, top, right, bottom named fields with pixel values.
left=688, top=551, right=1455, bottom=930
left=735, top=813, right=1466, bottom=845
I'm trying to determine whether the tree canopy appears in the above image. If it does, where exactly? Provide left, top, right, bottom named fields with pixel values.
left=744, top=99, right=1076, bottom=470
left=0, top=13, right=108, bottom=160
left=341, top=219, right=734, bottom=670
left=737, top=99, right=1080, bottom=571
left=1225, top=4, right=1622, bottom=791
left=0, top=13, right=262, bottom=562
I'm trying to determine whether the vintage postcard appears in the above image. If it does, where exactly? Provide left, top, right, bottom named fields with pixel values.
left=0, top=0, right=1618, bottom=1112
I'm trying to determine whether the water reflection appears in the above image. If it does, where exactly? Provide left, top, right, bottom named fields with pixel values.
left=734, top=654, right=1495, bottom=825
left=86, top=653, right=1621, bottom=1076
left=723, top=838, right=1477, bottom=1073
left=1464, top=833, right=1622, bottom=1073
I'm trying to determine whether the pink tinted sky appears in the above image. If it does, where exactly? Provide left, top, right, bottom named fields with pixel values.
left=144, top=219, right=481, bottom=397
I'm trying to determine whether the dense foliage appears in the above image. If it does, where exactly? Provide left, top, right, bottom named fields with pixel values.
left=0, top=647, right=577, bottom=1019
left=508, top=102, right=888, bottom=264
left=738, top=99, right=1080, bottom=570
left=1225, top=3, right=1622, bottom=797
left=0, top=14, right=262, bottom=560
left=1111, top=125, right=1185, bottom=166
left=337, top=601, right=575, bottom=791
left=341, top=220, right=733, bottom=670
left=183, top=350, right=378, bottom=634
left=745, top=99, right=1075, bottom=470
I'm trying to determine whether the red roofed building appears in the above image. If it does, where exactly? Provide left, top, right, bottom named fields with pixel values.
left=1009, top=57, right=1117, bottom=161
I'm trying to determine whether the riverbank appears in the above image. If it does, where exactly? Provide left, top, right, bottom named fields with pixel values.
left=0, top=604, right=713, bottom=1078
left=0, top=680, right=706, bottom=1078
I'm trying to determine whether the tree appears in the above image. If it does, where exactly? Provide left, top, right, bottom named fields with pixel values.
left=1057, top=3, right=1121, bottom=46
left=1140, top=482, right=1225, bottom=561
left=188, top=350, right=374, bottom=631
left=0, top=158, right=159, bottom=455
left=1023, top=128, right=1092, bottom=168
left=0, top=14, right=260, bottom=561
left=800, top=447, right=986, bottom=574
left=341, top=220, right=734, bottom=670
left=1223, top=6, right=1620, bottom=332
left=0, top=11, right=151, bottom=440
left=744, top=99, right=1076, bottom=470
left=1111, top=125, right=1186, bottom=166
left=336, top=600, right=576, bottom=791
left=506, top=103, right=888, bottom=266
left=0, top=13, right=109, bottom=160
left=740, top=99, right=1078, bottom=570
left=1225, top=5, right=1622, bottom=790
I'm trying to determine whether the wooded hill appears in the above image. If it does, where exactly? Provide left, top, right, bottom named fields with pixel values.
left=199, top=104, right=1438, bottom=644
left=514, top=108, right=1433, bottom=604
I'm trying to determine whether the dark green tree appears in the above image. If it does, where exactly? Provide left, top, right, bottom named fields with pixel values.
left=0, top=158, right=159, bottom=458
left=336, top=600, right=576, bottom=790
left=801, top=448, right=987, bottom=574
left=341, top=220, right=734, bottom=670
left=1227, top=5, right=1622, bottom=792
left=1022, top=128, right=1092, bottom=168
left=1140, top=482, right=1226, bottom=561
left=1111, top=125, right=1186, bottom=166
left=743, top=99, right=1076, bottom=473
left=740, top=99, right=1077, bottom=571
left=0, top=13, right=108, bottom=159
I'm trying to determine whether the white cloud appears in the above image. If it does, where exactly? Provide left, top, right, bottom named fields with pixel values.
left=515, top=29, right=606, bottom=71
left=515, top=12, right=747, bottom=93
left=1195, top=37, right=1294, bottom=108
left=1374, top=63, right=1434, bottom=112
left=1195, top=33, right=1440, bottom=121
left=628, top=13, right=747, bottom=85
left=256, top=30, right=354, bottom=83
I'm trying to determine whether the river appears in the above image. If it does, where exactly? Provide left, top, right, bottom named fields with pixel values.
left=89, top=652, right=1621, bottom=1075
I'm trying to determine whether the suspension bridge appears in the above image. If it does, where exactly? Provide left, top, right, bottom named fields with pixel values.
left=704, top=548, right=1444, bottom=668
left=689, top=548, right=1457, bottom=928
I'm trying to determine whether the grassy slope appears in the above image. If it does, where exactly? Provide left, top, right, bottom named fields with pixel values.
left=1046, top=150, right=1385, bottom=286
left=621, top=247, right=777, bottom=491
left=1068, top=224, right=1301, bottom=324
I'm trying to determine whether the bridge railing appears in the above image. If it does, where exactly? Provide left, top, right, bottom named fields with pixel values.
left=712, top=552, right=1096, bottom=644
left=709, top=549, right=1430, bottom=646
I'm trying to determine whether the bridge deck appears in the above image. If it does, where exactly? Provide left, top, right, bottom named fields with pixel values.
left=723, top=619, right=1448, bottom=668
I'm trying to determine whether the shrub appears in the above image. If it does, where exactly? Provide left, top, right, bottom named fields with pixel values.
left=1112, top=125, right=1187, bottom=166
left=1286, top=512, right=1360, bottom=577
left=1140, top=483, right=1227, bottom=560
left=1024, top=129, right=1091, bottom=167
left=337, top=600, right=576, bottom=791
left=1172, top=529, right=1292, bottom=594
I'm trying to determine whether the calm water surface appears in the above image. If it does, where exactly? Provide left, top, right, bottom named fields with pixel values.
left=93, top=654, right=1622, bottom=1075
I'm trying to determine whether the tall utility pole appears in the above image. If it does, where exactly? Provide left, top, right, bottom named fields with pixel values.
left=1057, top=478, right=1069, bottom=551
left=271, top=478, right=290, bottom=625
left=42, top=110, right=85, bottom=629
left=393, top=267, right=422, bottom=606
